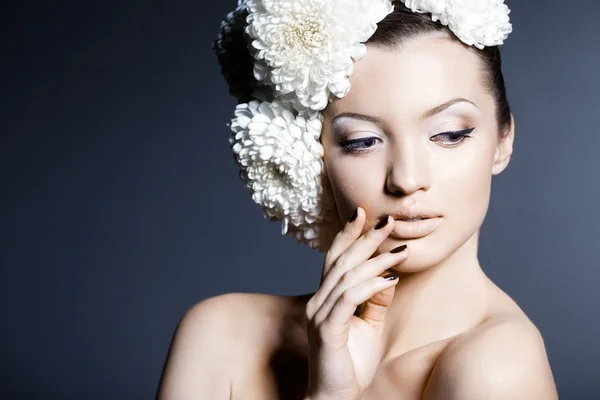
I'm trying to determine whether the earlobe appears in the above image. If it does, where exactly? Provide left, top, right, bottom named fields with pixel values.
left=492, top=113, right=515, bottom=176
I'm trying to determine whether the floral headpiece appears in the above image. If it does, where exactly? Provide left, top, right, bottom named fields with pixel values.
left=213, top=0, right=512, bottom=252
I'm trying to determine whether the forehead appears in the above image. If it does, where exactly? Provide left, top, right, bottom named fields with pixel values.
left=324, top=36, right=492, bottom=120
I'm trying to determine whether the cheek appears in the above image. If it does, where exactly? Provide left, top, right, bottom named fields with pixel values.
left=325, top=157, right=384, bottom=219
left=437, top=142, right=494, bottom=225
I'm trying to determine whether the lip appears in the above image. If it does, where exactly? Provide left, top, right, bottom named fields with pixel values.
left=391, top=210, right=440, bottom=220
left=390, top=217, right=443, bottom=239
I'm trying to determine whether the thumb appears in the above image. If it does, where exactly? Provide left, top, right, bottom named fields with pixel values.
left=358, top=281, right=397, bottom=327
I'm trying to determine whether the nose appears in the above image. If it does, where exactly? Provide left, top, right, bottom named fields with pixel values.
left=385, top=138, right=431, bottom=195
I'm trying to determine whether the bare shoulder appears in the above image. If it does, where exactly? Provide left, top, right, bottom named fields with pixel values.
left=157, top=292, right=300, bottom=400
left=422, top=311, right=558, bottom=400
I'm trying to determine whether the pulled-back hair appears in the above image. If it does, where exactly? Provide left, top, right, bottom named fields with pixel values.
left=214, top=1, right=512, bottom=136
left=366, top=1, right=512, bottom=137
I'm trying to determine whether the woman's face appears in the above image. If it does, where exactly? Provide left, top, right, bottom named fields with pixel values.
left=320, top=35, right=513, bottom=272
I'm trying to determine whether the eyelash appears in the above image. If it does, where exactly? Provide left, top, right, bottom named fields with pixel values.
left=338, top=128, right=475, bottom=154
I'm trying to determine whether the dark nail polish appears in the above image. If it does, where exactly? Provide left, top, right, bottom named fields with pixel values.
left=348, top=208, right=358, bottom=223
left=383, top=271, right=399, bottom=281
left=374, top=216, right=389, bottom=230
left=390, top=244, right=407, bottom=254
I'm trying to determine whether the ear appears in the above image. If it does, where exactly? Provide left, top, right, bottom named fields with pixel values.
left=492, top=113, right=515, bottom=176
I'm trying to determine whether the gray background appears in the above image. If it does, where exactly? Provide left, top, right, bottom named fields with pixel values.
left=1, top=0, right=598, bottom=398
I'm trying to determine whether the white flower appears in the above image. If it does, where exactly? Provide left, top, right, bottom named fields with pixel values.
left=244, top=0, right=394, bottom=111
left=403, top=0, right=449, bottom=18
left=217, top=0, right=514, bottom=251
left=228, top=99, right=339, bottom=250
left=402, top=0, right=512, bottom=49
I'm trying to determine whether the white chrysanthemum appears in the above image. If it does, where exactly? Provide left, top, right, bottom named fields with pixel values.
left=228, top=99, right=340, bottom=250
left=217, top=0, right=514, bottom=251
left=244, top=0, right=394, bottom=111
left=402, top=0, right=512, bottom=49
left=402, top=0, right=449, bottom=17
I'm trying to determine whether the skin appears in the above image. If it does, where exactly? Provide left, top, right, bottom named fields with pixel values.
left=319, top=34, right=508, bottom=361
left=157, top=34, right=558, bottom=399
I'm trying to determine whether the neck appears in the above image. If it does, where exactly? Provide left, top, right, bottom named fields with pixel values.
left=382, top=230, right=492, bottom=356
left=285, top=230, right=494, bottom=359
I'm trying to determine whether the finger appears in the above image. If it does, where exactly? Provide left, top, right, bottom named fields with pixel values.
left=306, top=207, right=366, bottom=321
left=313, top=246, right=408, bottom=326
left=324, top=274, right=400, bottom=332
left=315, top=215, right=395, bottom=308
left=326, top=215, right=396, bottom=283
left=321, top=206, right=366, bottom=282
left=307, top=214, right=394, bottom=321
left=358, top=279, right=397, bottom=327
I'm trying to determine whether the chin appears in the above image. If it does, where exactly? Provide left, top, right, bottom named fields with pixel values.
left=390, top=242, right=447, bottom=273
left=382, top=225, right=478, bottom=273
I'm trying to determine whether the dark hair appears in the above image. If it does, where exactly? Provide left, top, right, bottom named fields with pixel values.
left=214, top=1, right=512, bottom=136
left=365, top=1, right=512, bottom=137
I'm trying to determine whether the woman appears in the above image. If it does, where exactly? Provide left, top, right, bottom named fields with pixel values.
left=157, top=0, right=558, bottom=398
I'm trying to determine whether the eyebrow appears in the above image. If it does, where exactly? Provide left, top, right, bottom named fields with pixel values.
left=420, top=97, right=478, bottom=119
left=331, top=97, right=478, bottom=126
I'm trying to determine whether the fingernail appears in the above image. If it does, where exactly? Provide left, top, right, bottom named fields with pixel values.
left=390, top=244, right=407, bottom=254
left=374, top=216, right=389, bottom=230
left=348, top=208, right=358, bottom=223
left=383, top=271, right=399, bottom=281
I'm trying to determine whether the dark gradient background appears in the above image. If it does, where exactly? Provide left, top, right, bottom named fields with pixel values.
left=1, top=0, right=599, bottom=399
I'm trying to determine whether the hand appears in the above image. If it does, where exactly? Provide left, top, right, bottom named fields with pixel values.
left=304, top=207, right=410, bottom=400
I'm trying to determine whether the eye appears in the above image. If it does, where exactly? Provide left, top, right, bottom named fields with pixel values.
left=338, top=137, right=380, bottom=154
left=431, top=128, right=475, bottom=147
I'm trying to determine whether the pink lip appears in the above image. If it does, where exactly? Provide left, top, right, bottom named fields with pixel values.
left=390, top=217, right=443, bottom=239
